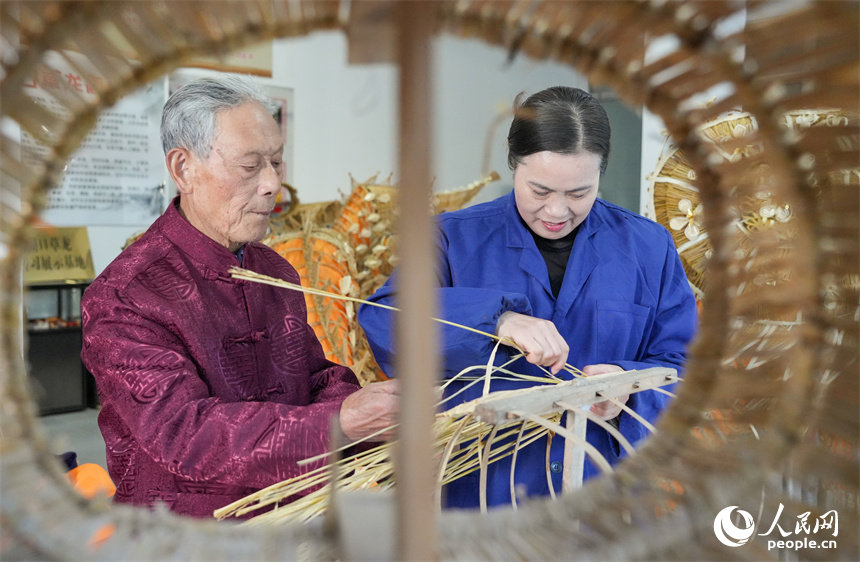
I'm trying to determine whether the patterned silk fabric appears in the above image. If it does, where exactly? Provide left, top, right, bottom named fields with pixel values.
left=82, top=197, right=361, bottom=518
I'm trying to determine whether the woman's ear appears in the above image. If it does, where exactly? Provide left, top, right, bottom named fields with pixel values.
left=165, top=148, right=195, bottom=194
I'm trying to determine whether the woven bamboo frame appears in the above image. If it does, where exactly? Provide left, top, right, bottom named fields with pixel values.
left=1, top=1, right=857, bottom=560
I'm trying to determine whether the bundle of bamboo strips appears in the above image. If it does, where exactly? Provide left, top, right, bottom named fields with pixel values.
left=221, top=267, right=681, bottom=524
left=214, top=406, right=561, bottom=525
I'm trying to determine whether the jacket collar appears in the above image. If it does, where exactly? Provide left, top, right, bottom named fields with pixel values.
left=503, top=191, right=551, bottom=294
left=157, top=196, right=246, bottom=279
left=502, top=190, right=607, bottom=245
left=503, top=191, right=603, bottom=313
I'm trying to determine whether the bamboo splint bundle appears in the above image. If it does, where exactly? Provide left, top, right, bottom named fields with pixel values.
left=214, top=363, right=680, bottom=525
left=223, top=268, right=701, bottom=524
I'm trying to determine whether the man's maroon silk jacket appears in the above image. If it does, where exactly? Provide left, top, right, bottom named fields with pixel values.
left=81, top=198, right=361, bottom=518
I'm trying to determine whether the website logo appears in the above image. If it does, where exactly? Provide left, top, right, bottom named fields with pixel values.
left=713, top=503, right=838, bottom=551
left=714, top=506, right=756, bottom=547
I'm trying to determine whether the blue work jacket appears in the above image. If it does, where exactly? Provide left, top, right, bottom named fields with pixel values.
left=358, top=191, right=698, bottom=508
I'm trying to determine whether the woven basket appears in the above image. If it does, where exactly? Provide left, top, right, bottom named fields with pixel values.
left=1, top=1, right=857, bottom=560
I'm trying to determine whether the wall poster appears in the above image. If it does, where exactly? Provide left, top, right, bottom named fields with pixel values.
left=21, top=50, right=167, bottom=227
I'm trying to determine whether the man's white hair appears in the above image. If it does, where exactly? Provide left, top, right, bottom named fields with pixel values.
left=160, top=74, right=277, bottom=159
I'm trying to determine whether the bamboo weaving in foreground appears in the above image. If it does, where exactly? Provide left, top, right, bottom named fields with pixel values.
left=214, top=364, right=679, bottom=524
left=1, top=1, right=857, bottom=560
left=222, top=268, right=680, bottom=523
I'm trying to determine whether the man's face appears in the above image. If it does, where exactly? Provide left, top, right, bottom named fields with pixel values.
left=178, top=102, right=284, bottom=252
left=512, top=150, right=602, bottom=240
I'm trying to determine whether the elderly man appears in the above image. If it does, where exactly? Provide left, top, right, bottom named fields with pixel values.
left=81, top=75, right=398, bottom=518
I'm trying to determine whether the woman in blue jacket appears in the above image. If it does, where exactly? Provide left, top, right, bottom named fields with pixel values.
left=358, top=86, right=698, bottom=508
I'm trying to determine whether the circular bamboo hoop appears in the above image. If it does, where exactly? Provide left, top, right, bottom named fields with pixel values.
left=1, top=1, right=857, bottom=560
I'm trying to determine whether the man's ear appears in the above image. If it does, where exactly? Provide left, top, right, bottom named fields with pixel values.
left=166, top=148, right=195, bottom=194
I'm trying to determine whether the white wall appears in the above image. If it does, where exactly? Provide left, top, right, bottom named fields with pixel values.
left=639, top=107, right=669, bottom=219
left=269, top=30, right=587, bottom=203
left=431, top=34, right=587, bottom=203
left=87, top=31, right=590, bottom=275
left=266, top=30, right=587, bottom=204
left=267, top=31, right=399, bottom=201
left=87, top=31, right=590, bottom=274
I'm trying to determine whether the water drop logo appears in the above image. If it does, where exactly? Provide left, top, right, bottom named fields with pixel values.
left=714, top=506, right=756, bottom=547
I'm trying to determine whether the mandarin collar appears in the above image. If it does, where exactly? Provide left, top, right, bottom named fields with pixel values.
left=157, top=196, right=244, bottom=273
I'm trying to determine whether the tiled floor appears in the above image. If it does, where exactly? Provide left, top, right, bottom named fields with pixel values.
left=39, top=408, right=107, bottom=471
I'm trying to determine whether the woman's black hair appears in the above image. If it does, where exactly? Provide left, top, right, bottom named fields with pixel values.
left=507, top=86, right=611, bottom=175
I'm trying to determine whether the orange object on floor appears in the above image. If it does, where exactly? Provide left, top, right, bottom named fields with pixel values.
left=67, top=463, right=116, bottom=500
left=87, top=523, right=116, bottom=550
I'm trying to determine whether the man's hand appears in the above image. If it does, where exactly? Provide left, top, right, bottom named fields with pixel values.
left=495, top=311, right=569, bottom=375
left=339, top=379, right=399, bottom=442
left=582, top=363, right=629, bottom=420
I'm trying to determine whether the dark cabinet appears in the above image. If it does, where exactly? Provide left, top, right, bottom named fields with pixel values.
left=25, top=282, right=95, bottom=415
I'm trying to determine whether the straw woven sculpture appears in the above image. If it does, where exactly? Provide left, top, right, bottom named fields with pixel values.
left=311, top=171, right=498, bottom=298
left=267, top=229, right=364, bottom=373
left=649, top=108, right=855, bottom=301
left=260, top=172, right=499, bottom=384
left=1, top=1, right=857, bottom=560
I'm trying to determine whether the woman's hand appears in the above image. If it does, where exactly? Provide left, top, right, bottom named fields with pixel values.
left=495, top=311, right=569, bottom=374
left=339, top=379, right=399, bottom=442
left=582, top=363, right=629, bottom=420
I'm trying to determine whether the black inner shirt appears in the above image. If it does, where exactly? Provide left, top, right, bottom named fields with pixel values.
left=526, top=221, right=580, bottom=298
left=525, top=220, right=622, bottom=431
